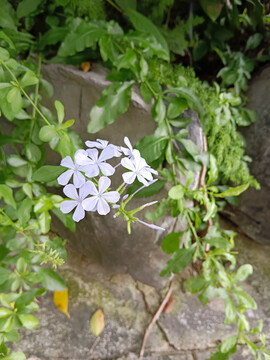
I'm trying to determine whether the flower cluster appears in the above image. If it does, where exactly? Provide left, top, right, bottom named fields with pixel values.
left=57, top=137, right=165, bottom=232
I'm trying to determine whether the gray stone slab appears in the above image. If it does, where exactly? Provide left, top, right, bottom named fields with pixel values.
left=14, top=222, right=270, bottom=360
left=41, top=63, right=203, bottom=288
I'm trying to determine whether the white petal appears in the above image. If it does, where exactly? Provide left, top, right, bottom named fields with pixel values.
left=97, top=198, right=110, bottom=215
left=137, top=174, right=149, bottom=186
left=82, top=196, right=98, bottom=211
left=107, top=144, right=122, bottom=157
left=99, top=162, right=115, bottom=176
left=60, top=200, right=77, bottom=214
left=86, top=148, right=98, bottom=161
left=102, top=191, right=120, bottom=203
left=84, top=164, right=100, bottom=178
left=73, top=170, right=85, bottom=188
left=124, top=136, right=133, bottom=151
left=57, top=169, right=73, bottom=186
left=79, top=181, right=96, bottom=199
left=140, top=169, right=153, bottom=181
left=63, top=184, right=78, bottom=200
left=73, top=204, right=85, bottom=222
left=98, top=147, right=115, bottom=162
left=137, top=219, right=165, bottom=231
left=74, top=149, right=90, bottom=166
left=121, top=157, right=135, bottom=171
left=122, top=172, right=136, bottom=184
left=60, top=156, right=75, bottom=169
left=98, top=176, right=111, bottom=193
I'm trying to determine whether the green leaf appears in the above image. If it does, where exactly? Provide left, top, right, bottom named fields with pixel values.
left=38, top=211, right=51, bottom=234
left=32, top=165, right=65, bottom=183
left=200, top=0, right=224, bottom=22
left=185, top=275, right=207, bottom=294
left=7, top=155, right=27, bottom=167
left=25, top=143, right=41, bottom=163
left=127, top=180, right=166, bottom=198
left=40, top=79, right=54, bottom=97
left=38, top=268, right=67, bottom=291
left=0, top=47, right=10, bottom=61
left=58, top=21, right=106, bottom=57
left=126, top=9, right=170, bottom=61
left=234, top=264, right=253, bottom=283
left=161, top=232, right=181, bottom=254
left=164, top=87, right=205, bottom=118
left=216, top=184, right=249, bottom=198
left=221, top=335, right=238, bottom=353
left=180, top=138, right=200, bottom=157
left=169, top=185, right=185, bottom=200
left=245, top=33, right=263, bottom=51
left=39, top=125, right=57, bottom=142
left=60, top=119, right=75, bottom=129
left=167, top=98, right=188, bottom=119
left=18, top=197, right=32, bottom=227
left=160, top=248, right=193, bottom=277
left=52, top=208, right=76, bottom=232
left=0, top=268, right=11, bottom=285
left=235, top=290, right=257, bottom=309
left=55, top=100, right=65, bottom=124
left=17, top=0, right=43, bottom=18
left=207, top=154, right=218, bottom=185
left=20, top=70, right=38, bottom=87
left=0, top=184, right=16, bottom=208
left=19, top=314, right=39, bottom=329
left=117, top=48, right=137, bottom=71
left=225, top=297, right=237, bottom=323
left=4, top=352, right=26, bottom=360
left=135, top=134, right=167, bottom=164
left=88, top=81, right=134, bottom=133
left=152, top=96, right=166, bottom=124
left=6, top=87, right=22, bottom=114
left=116, top=0, right=136, bottom=11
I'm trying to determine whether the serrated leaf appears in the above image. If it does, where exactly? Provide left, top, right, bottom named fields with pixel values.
left=160, top=248, right=193, bottom=277
left=88, top=81, right=134, bottom=133
left=90, top=309, right=105, bottom=337
left=54, top=289, right=70, bottom=318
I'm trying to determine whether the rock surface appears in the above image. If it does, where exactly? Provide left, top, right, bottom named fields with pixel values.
left=226, top=65, right=270, bottom=245
left=12, top=219, right=270, bottom=360
left=42, top=63, right=203, bottom=288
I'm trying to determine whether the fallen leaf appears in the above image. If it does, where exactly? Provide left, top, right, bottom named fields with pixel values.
left=163, top=296, right=175, bottom=313
left=81, top=62, right=91, bottom=72
left=53, top=289, right=70, bottom=318
left=90, top=308, right=104, bottom=337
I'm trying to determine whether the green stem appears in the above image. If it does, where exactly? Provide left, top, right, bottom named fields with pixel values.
left=29, top=55, right=42, bottom=139
left=145, top=80, right=158, bottom=99
left=106, top=0, right=123, bottom=13
left=0, top=60, right=52, bottom=128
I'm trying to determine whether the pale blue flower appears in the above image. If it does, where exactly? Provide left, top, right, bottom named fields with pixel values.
left=82, top=177, right=120, bottom=215
left=60, top=182, right=94, bottom=222
left=75, top=147, right=115, bottom=178
left=121, top=136, right=135, bottom=159
left=137, top=219, right=165, bottom=231
left=57, top=156, right=85, bottom=188
left=85, top=139, right=122, bottom=157
left=121, top=149, right=158, bottom=186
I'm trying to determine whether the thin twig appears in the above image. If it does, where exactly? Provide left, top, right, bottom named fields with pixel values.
left=89, top=336, right=100, bottom=356
left=199, top=135, right=212, bottom=251
left=139, top=279, right=174, bottom=359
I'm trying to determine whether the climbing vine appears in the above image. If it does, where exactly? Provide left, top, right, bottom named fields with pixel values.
left=0, top=0, right=269, bottom=359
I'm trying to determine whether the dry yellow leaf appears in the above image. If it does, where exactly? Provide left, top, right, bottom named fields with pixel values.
left=89, top=308, right=104, bottom=337
left=53, top=289, right=70, bottom=318
left=81, top=62, right=91, bottom=72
